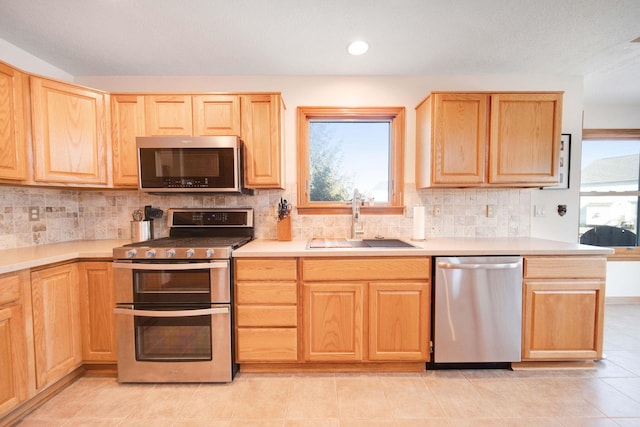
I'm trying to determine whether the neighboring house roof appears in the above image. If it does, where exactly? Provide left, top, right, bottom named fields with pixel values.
left=581, top=154, right=639, bottom=186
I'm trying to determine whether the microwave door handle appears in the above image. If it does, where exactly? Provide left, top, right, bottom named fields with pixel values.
left=114, top=305, right=229, bottom=317
left=112, top=261, right=228, bottom=271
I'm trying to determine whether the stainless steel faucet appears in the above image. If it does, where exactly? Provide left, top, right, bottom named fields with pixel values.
left=351, top=188, right=364, bottom=240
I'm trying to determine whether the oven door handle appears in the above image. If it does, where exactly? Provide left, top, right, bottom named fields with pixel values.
left=112, top=261, right=228, bottom=271
left=114, top=305, right=229, bottom=317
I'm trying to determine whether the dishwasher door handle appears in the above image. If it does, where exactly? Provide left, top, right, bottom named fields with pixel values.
left=437, top=261, right=521, bottom=270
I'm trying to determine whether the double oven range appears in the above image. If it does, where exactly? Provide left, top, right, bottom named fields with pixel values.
left=112, top=208, right=253, bottom=383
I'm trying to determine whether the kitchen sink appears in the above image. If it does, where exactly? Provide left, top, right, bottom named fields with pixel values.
left=307, top=238, right=417, bottom=249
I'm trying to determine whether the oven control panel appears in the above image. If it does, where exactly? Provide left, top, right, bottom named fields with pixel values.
left=114, top=246, right=234, bottom=260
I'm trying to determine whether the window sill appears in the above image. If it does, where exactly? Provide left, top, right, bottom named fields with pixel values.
left=296, top=206, right=405, bottom=215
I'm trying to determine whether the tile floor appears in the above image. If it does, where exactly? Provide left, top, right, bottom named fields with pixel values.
left=15, top=304, right=640, bottom=427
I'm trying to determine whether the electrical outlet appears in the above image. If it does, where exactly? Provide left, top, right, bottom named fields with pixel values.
left=432, top=205, right=441, bottom=217
left=29, top=206, right=40, bottom=221
left=534, top=205, right=546, bottom=217
left=486, top=204, right=496, bottom=218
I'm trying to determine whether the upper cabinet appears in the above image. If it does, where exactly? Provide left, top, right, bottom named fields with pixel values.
left=111, top=92, right=284, bottom=189
left=0, top=62, right=28, bottom=181
left=144, top=95, right=193, bottom=135
left=241, top=94, right=285, bottom=189
left=30, top=76, right=109, bottom=185
left=193, top=94, right=241, bottom=136
left=416, top=91, right=563, bottom=188
left=111, top=94, right=145, bottom=187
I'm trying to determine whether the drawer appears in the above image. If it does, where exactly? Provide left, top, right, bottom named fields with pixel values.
left=235, top=258, right=297, bottom=281
left=302, top=257, right=430, bottom=281
left=236, top=281, right=297, bottom=304
left=0, top=272, right=21, bottom=306
left=236, top=305, right=297, bottom=327
left=524, top=256, right=607, bottom=279
left=236, top=328, right=298, bottom=362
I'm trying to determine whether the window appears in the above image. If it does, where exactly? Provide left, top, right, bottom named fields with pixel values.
left=296, top=107, right=405, bottom=214
left=579, top=129, right=640, bottom=248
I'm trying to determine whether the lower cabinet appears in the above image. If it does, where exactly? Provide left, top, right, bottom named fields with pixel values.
left=234, top=258, right=298, bottom=362
left=78, top=261, right=117, bottom=362
left=30, top=263, right=82, bottom=390
left=522, top=256, right=607, bottom=361
left=302, top=257, right=431, bottom=363
left=0, top=270, right=30, bottom=418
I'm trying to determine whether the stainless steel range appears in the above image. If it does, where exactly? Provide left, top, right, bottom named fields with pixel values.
left=112, top=208, right=253, bottom=383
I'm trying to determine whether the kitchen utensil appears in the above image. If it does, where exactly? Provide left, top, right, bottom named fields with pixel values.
left=277, top=198, right=292, bottom=221
left=132, top=209, right=143, bottom=221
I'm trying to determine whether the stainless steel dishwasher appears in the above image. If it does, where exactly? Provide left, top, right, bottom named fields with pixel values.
left=433, top=256, right=523, bottom=364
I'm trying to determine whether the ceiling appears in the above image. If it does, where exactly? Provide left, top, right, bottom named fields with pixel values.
left=0, top=0, right=639, bottom=105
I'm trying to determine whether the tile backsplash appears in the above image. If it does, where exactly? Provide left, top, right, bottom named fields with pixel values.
left=0, top=185, right=532, bottom=250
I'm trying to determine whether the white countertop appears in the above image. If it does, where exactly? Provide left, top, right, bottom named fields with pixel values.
left=233, top=237, right=614, bottom=258
left=0, top=237, right=613, bottom=275
left=0, top=239, right=130, bottom=275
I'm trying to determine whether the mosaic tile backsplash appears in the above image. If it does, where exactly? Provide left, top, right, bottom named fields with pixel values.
left=0, top=185, right=532, bottom=250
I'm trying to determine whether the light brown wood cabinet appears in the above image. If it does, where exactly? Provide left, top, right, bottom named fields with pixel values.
left=30, top=263, right=82, bottom=390
left=234, top=258, right=298, bottom=362
left=78, top=262, right=116, bottom=362
left=30, top=77, right=109, bottom=185
left=416, top=91, right=562, bottom=188
left=241, top=94, right=285, bottom=189
left=0, top=61, right=28, bottom=181
left=111, top=94, right=145, bottom=187
left=0, top=271, right=30, bottom=418
left=301, top=257, right=431, bottom=363
left=522, top=256, right=606, bottom=361
left=110, top=92, right=282, bottom=189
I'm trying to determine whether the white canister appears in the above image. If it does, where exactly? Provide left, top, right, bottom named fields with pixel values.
left=131, top=220, right=152, bottom=242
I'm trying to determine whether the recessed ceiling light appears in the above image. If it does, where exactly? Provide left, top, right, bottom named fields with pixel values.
left=347, top=40, right=369, bottom=56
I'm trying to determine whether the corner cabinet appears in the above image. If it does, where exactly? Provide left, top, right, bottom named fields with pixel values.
left=416, top=91, right=562, bottom=188
left=301, top=257, right=431, bottom=363
left=30, top=263, right=82, bottom=390
left=30, top=77, right=109, bottom=185
left=0, top=62, right=28, bottom=181
left=522, top=256, right=606, bottom=361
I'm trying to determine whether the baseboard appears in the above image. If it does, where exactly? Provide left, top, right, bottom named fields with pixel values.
left=1, top=366, right=84, bottom=427
left=511, top=360, right=596, bottom=370
left=605, top=296, right=640, bottom=304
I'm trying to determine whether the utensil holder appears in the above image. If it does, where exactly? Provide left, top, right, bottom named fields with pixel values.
left=277, top=216, right=292, bottom=241
left=131, top=220, right=152, bottom=242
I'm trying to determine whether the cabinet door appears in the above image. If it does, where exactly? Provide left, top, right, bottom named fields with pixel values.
left=30, top=77, right=108, bottom=184
left=145, top=95, right=193, bottom=135
left=31, top=264, right=82, bottom=389
left=369, top=282, right=430, bottom=361
left=193, top=95, right=241, bottom=136
left=0, top=304, right=28, bottom=416
left=432, top=93, right=488, bottom=185
left=111, top=94, right=145, bottom=187
left=303, top=282, right=364, bottom=362
left=523, top=279, right=605, bottom=360
left=241, top=94, right=283, bottom=189
left=0, top=62, right=28, bottom=181
left=78, top=262, right=116, bottom=362
left=489, top=93, right=562, bottom=184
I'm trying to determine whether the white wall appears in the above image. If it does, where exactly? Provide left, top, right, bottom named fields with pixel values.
left=583, top=102, right=640, bottom=299
left=0, top=38, right=73, bottom=81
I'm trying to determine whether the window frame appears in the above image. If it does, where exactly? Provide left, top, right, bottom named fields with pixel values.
left=296, top=106, right=405, bottom=215
left=581, top=128, right=640, bottom=259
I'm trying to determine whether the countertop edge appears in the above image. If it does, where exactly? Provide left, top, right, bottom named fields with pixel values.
left=232, top=237, right=615, bottom=258
left=0, top=239, right=130, bottom=275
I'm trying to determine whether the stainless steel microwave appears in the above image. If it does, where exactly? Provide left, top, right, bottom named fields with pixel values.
left=137, top=136, right=251, bottom=194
